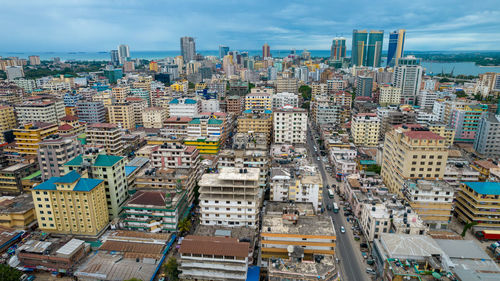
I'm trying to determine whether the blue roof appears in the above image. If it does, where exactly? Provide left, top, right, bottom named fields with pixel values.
left=74, top=178, right=103, bottom=192
left=33, top=172, right=102, bottom=192
left=464, top=182, right=500, bottom=195
left=360, top=160, right=377, bottom=165
left=246, top=266, right=260, bottom=281
left=243, top=109, right=252, bottom=114
left=169, top=98, right=179, bottom=104
left=65, top=155, right=83, bottom=166
left=125, top=166, right=139, bottom=177
left=93, top=155, right=123, bottom=167
left=185, top=99, right=197, bottom=104
left=54, top=170, right=81, bottom=183
left=264, top=109, right=272, bottom=114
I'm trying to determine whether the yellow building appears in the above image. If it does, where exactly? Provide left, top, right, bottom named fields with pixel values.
left=471, top=160, right=497, bottom=181
left=184, top=136, right=220, bottom=155
left=0, top=105, right=16, bottom=143
left=107, top=103, right=136, bottom=130
left=64, top=106, right=77, bottom=116
left=171, top=81, right=188, bottom=93
left=142, top=107, right=167, bottom=129
left=32, top=170, right=109, bottom=236
left=378, top=85, right=401, bottom=106
left=111, top=86, right=130, bottom=103
left=245, top=93, right=272, bottom=112
left=351, top=113, right=380, bottom=146
left=237, top=110, right=273, bottom=142
left=92, top=91, right=113, bottom=106
left=149, top=61, right=159, bottom=72
left=455, top=181, right=500, bottom=229
left=13, top=122, right=58, bottom=155
left=0, top=194, right=36, bottom=229
left=427, top=123, right=455, bottom=147
left=195, top=83, right=207, bottom=91
left=381, top=124, right=448, bottom=196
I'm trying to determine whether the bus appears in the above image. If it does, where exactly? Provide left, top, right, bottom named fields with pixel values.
left=333, top=203, right=339, bottom=213
left=328, top=189, right=334, bottom=199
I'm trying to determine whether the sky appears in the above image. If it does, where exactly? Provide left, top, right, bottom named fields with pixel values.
left=1, top=0, right=500, bottom=52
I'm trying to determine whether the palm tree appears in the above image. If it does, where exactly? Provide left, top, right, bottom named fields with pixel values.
left=178, top=217, right=192, bottom=234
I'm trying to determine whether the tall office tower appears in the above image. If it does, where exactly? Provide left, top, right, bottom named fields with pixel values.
left=219, top=45, right=229, bottom=59
left=262, top=43, right=271, bottom=58
left=366, top=30, right=384, bottom=67
left=393, top=56, right=423, bottom=105
left=28, top=55, right=40, bottom=66
left=387, top=29, right=406, bottom=67
left=180, top=36, right=196, bottom=62
left=330, top=37, right=347, bottom=60
left=351, top=30, right=368, bottom=66
left=356, top=76, right=374, bottom=97
left=110, top=50, right=119, bottom=65
left=117, top=44, right=130, bottom=64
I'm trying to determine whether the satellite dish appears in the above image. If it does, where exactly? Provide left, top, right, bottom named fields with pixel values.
left=287, top=245, right=294, bottom=253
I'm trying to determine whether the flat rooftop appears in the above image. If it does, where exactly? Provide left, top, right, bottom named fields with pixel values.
left=269, top=255, right=337, bottom=278
left=262, top=214, right=335, bottom=236
left=199, top=167, right=260, bottom=186
left=379, top=234, right=443, bottom=260
left=0, top=194, right=34, bottom=214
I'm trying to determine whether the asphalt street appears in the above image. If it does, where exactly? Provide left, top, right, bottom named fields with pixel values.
left=307, top=127, right=369, bottom=281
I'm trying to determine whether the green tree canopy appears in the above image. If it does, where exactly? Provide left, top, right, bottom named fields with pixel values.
left=0, top=264, right=23, bottom=281
left=178, top=217, right=192, bottom=234
left=299, top=85, right=312, bottom=101
left=164, top=257, right=180, bottom=281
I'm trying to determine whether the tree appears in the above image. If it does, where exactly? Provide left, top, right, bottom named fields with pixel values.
left=0, top=71, right=6, bottom=79
left=0, top=264, right=23, bottom=281
left=178, top=217, right=192, bottom=234
left=301, top=101, right=310, bottom=111
left=299, top=85, right=312, bottom=101
left=188, top=82, right=195, bottom=89
left=461, top=221, right=478, bottom=237
left=164, top=257, right=180, bottom=281
left=365, top=165, right=382, bottom=174
left=455, top=90, right=467, bottom=98
left=125, top=278, right=143, bottom=281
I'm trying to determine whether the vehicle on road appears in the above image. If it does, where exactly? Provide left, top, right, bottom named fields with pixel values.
left=316, top=157, right=320, bottom=161
left=333, top=203, right=339, bottom=213
left=366, top=268, right=376, bottom=275
left=340, top=226, right=346, bottom=233
left=367, top=259, right=375, bottom=265
left=327, top=205, right=332, bottom=211
left=476, top=230, right=500, bottom=241
left=361, top=252, right=368, bottom=259
left=328, top=189, right=334, bottom=199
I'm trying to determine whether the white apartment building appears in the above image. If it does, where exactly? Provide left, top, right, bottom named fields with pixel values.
left=272, top=92, right=298, bottom=109
left=327, top=79, right=344, bottom=92
left=273, top=106, right=308, bottom=144
left=378, top=85, right=401, bottom=106
left=314, top=102, right=340, bottom=125
left=270, top=167, right=323, bottom=211
left=13, top=78, right=36, bottom=92
left=86, top=123, right=125, bottom=156
left=201, top=99, right=220, bottom=113
left=351, top=113, right=381, bottom=146
left=199, top=167, right=261, bottom=228
left=218, top=149, right=269, bottom=188
left=360, top=204, right=391, bottom=241
left=150, top=141, right=200, bottom=170
left=417, top=90, right=438, bottom=109
left=168, top=98, right=201, bottom=117
left=15, top=97, right=65, bottom=125
left=393, top=56, right=423, bottom=105
left=415, top=109, right=439, bottom=125
left=142, top=107, right=167, bottom=128
left=443, top=163, right=480, bottom=187
left=179, top=235, right=249, bottom=281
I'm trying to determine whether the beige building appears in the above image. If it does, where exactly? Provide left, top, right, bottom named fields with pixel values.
left=111, top=86, right=130, bottom=103
left=15, top=96, right=65, bottom=125
left=381, top=124, right=448, bottom=196
left=378, top=85, right=401, bottom=106
left=276, top=77, right=299, bottom=93
left=142, top=107, right=167, bottom=128
left=427, top=123, right=455, bottom=147
left=86, top=123, right=125, bottom=155
left=273, top=106, right=308, bottom=144
left=0, top=105, right=16, bottom=143
left=351, top=113, right=381, bottom=146
left=237, top=110, right=273, bottom=142
left=107, top=103, right=135, bottom=130
left=125, top=97, right=148, bottom=127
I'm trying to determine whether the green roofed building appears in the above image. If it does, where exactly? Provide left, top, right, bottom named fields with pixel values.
left=64, top=150, right=128, bottom=220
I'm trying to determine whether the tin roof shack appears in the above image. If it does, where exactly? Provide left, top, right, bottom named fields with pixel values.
left=75, top=230, right=170, bottom=281
left=17, top=238, right=89, bottom=273
left=0, top=226, right=23, bottom=254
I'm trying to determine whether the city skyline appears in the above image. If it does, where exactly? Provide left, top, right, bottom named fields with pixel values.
left=1, top=0, right=500, bottom=52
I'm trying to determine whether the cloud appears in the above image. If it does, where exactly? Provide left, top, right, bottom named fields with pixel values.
left=0, top=0, right=498, bottom=51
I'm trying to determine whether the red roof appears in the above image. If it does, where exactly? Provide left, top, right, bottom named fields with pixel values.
left=179, top=235, right=249, bottom=258
left=394, top=124, right=423, bottom=129
left=126, top=97, right=144, bottom=102
left=356, top=113, right=377, bottom=117
left=165, top=116, right=192, bottom=123
left=58, top=124, right=74, bottom=131
left=404, top=131, right=444, bottom=140
left=88, top=123, right=118, bottom=128
left=60, top=115, right=79, bottom=122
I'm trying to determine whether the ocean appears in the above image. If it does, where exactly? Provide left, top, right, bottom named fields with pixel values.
left=1, top=50, right=500, bottom=76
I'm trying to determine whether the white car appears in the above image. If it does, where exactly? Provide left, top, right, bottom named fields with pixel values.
left=340, top=226, right=346, bottom=233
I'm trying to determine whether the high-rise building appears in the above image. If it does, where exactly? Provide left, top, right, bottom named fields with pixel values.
left=180, top=37, right=196, bottom=62
left=28, top=55, right=40, bottom=66
left=15, top=96, right=65, bottom=125
left=381, top=124, right=448, bottom=196
left=219, top=45, right=229, bottom=59
left=455, top=182, right=500, bottom=229
left=474, top=113, right=500, bottom=157
left=32, top=171, right=109, bottom=236
left=352, top=30, right=384, bottom=67
left=0, top=105, right=16, bottom=143
left=199, top=167, right=261, bottom=228
left=356, top=76, right=373, bottom=97
left=117, top=44, right=130, bottom=64
left=13, top=122, right=58, bottom=156
left=75, top=101, right=106, bottom=124
left=351, top=113, right=381, bottom=146
left=262, top=43, right=271, bottom=58
left=393, top=56, right=423, bottom=105
left=38, top=134, right=83, bottom=181
left=110, top=50, right=119, bottom=65
left=351, top=30, right=368, bottom=66
left=64, top=150, right=128, bottom=220
left=6, top=66, right=24, bottom=80
left=366, top=30, right=384, bottom=67
left=387, top=29, right=406, bottom=67
left=330, top=37, right=346, bottom=61
left=86, top=123, right=125, bottom=156
left=273, top=106, right=308, bottom=144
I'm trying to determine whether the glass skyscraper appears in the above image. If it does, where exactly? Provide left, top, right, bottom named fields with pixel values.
left=330, top=37, right=346, bottom=61
left=351, top=30, right=368, bottom=66
left=219, top=45, right=229, bottom=59
left=351, top=30, right=384, bottom=67
left=366, top=30, right=384, bottom=67
left=387, top=29, right=406, bottom=67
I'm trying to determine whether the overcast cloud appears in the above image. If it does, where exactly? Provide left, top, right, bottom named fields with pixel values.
left=1, top=0, right=499, bottom=51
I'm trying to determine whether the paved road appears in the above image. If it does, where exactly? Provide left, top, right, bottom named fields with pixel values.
left=307, top=128, right=369, bottom=281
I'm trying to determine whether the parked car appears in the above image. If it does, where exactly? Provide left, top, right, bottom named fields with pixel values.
left=366, top=268, right=376, bottom=275
left=361, top=252, right=368, bottom=259
left=340, top=226, right=346, bottom=233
